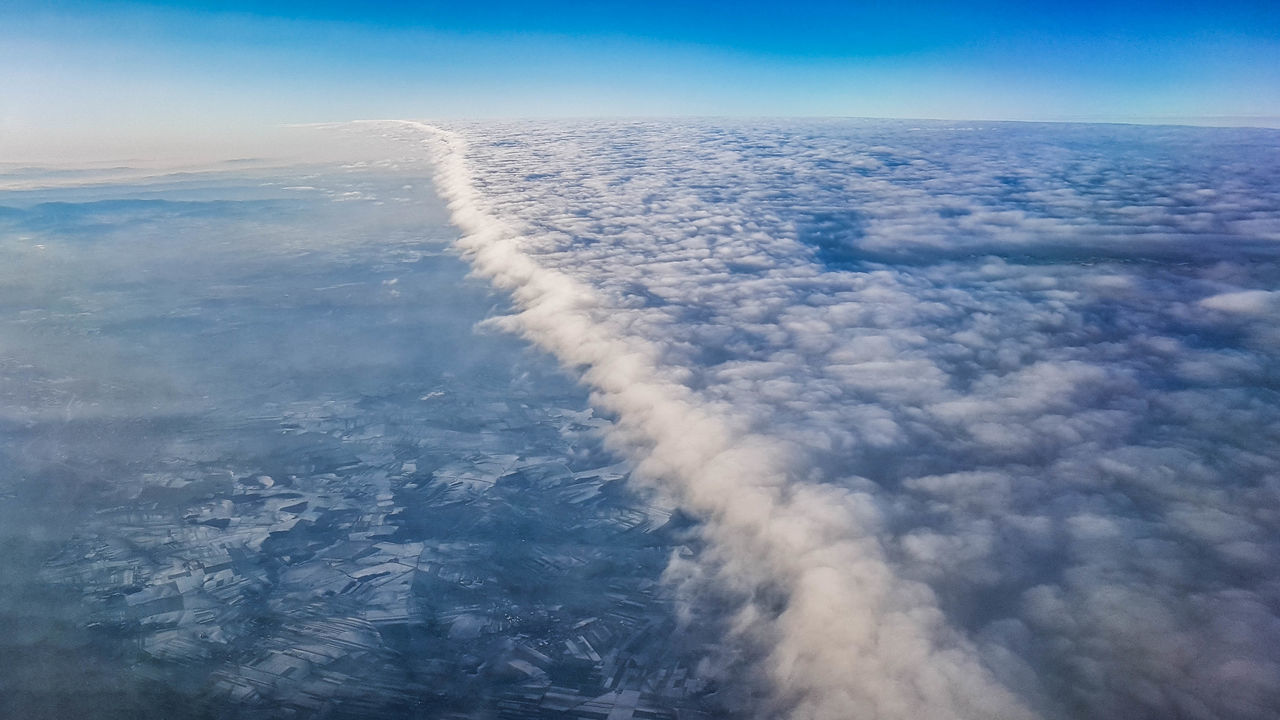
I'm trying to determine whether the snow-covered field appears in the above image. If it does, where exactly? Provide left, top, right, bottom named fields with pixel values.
left=380, top=118, right=1280, bottom=720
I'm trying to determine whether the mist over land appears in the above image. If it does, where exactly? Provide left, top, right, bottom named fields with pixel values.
left=0, top=135, right=723, bottom=719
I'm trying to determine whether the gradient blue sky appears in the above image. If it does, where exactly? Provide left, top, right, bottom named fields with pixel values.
left=3, top=0, right=1279, bottom=160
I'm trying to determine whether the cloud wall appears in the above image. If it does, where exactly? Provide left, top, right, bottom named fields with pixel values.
left=373, top=118, right=1280, bottom=720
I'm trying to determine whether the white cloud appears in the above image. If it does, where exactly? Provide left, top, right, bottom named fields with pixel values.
left=1200, top=289, right=1279, bottom=316
left=369, top=118, right=1280, bottom=720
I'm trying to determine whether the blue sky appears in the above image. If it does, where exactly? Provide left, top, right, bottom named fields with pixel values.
left=3, top=0, right=1278, bottom=160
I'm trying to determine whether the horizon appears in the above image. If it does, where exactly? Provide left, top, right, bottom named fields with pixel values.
left=5, top=114, right=1280, bottom=167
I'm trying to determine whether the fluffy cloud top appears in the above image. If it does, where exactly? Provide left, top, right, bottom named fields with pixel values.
left=374, top=119, right=1280, bottom=720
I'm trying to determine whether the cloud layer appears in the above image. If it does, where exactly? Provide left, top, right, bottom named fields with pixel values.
left=377, top=119, right=1280, bottom=720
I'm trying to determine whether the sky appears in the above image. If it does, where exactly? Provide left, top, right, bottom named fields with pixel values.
left=2, top=0, right=1279, bottom=161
